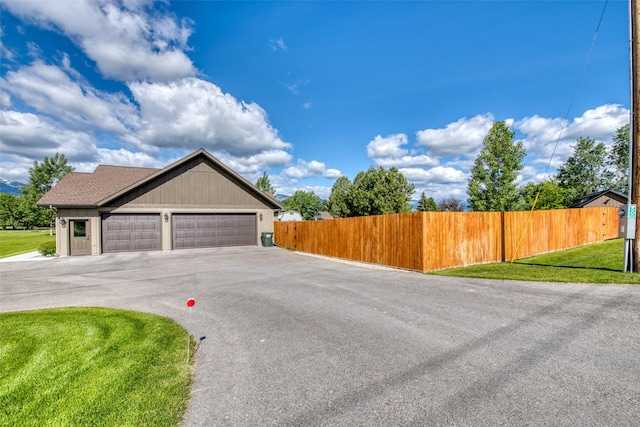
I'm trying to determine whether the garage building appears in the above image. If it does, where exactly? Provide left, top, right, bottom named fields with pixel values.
left=37, top=149, right=282, bottom=256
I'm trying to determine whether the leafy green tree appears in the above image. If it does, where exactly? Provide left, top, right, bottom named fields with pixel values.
left=517, top=180, right=569, bottom=210
left=282, top=190, right=324, bottom=220
left=21, top=153, right=74, bottom=229
left=349, top=166, right=415, bottom=216
left=255, top=171, right=275, bottom=193
left=416, top=192, right=438, bottom=212
left=556, top=137, right=610, bottom=202
left=467, top=121, right=525, bottom=211
left=327, top=176, right=353, bottom=218
left=608, top=124, right=630, bottom=193
left=0, top=193, right=21, bottom=229
left=23, top=153, right=74, bottom=198
left=437, top=197, right=465, bottom=212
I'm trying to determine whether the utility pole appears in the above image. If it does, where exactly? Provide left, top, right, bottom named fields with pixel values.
left=632, top=0, right=640, bottom=272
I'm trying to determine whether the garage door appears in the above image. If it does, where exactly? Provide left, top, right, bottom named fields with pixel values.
left=102, top=214, right=161, bottom=253
left=172, top=214, right=256, bottom=249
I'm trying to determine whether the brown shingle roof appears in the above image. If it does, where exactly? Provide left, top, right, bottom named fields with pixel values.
left=36, top=149, right=283, bottom=210
left=37, top=165, right=159, bottom=207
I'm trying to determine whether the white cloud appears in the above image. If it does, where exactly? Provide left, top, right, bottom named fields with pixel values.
left=416, top=113, right=495, bottom=157
left=375, top=155, right=439, bottom=168
left=515, top=104, right=629, bottom=177
left=130, top=77, right=292, bottom=156
left=1, top=0, right=195, bottom=82
left=0, top=110, right=98, bottom=161
left=367, top=134, right=408, bottom=158
left=367, top=134, right=438, bottom=168
left=269, top=37, right=287, bottom=52
left=400, top=166, right=468, bottom=185
left=0, top=90, right=10, bottom=109
left=215, top=150, right=292, bottom=178
left=4, top=61, right=139, bottom=133
left=285, top=79, right=309, bottom=95
left=283, top=159, right=341, bottom=179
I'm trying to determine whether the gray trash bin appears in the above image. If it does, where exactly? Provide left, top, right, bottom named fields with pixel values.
left=261, top=232, right=274, bottom=247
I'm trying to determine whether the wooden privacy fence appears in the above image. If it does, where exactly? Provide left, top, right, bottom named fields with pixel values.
left=273, top=207, right=620, bottom=272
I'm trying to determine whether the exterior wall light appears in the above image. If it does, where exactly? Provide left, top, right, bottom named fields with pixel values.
left=164, top=213, right=169, bottom=222
left=60, top=218, right=67, bottom=228
left=259, top=213, right=263, bottom=222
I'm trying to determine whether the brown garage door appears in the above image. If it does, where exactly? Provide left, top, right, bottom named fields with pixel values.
left=102, top=214, right=161, bottom=253
left=172, top=214, right=256, bottom=249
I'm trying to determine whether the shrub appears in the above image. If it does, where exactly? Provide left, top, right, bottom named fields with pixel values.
left=38, top=241, right=56, bottom=256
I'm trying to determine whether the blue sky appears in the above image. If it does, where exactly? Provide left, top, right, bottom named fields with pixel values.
left=0, top=0, right=631, bottom=202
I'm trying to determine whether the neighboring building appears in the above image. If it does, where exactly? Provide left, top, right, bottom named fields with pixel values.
left=571, top=189, right=628, bottom=209
left=277, top=211, right=303, bottom=221
left=314, top=211, right=334, bottom=220
left=37, top=149, right=282, bottom=256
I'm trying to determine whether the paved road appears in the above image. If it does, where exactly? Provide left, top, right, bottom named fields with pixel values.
left=1, top=247, right=639, bottom=426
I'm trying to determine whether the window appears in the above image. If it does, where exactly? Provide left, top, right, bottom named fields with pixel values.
left=73, top=221, right=86, bottom=237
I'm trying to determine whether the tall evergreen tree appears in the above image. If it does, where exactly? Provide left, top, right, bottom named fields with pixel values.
left=255, top=171, right=275, bottom=193
left=608, top=124, right=630, bottom=193
left=416, top=192, right=438, bottom=212
left=556, top=137, right=609, bottom=202
left=467, top=121, right=525, bottom=211
left=326, top=176, right=353, bottom=218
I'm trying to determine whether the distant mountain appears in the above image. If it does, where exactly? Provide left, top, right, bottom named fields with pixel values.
left=275, top=193, right=290, bottom=203
left=0, top=179, right=25, bottom=196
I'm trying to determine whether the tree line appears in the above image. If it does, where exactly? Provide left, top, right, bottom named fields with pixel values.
left=259, top=122, right=630, bottom=219
left=2, top=122, right=629, bottom=228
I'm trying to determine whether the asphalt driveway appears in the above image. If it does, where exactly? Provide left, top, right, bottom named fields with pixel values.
left=1, top=247, right=639, bottom=426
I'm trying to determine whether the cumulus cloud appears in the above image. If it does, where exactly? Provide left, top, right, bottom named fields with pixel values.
left=515, top=104, right=629, bottom=173
left=0, top=90, right=10, bottom=109
left=400, top=166, right=468, bottom=185
left=0, top=110, right=98, bottom=161
left=416, top=113, right=494, bottom=157
left=130, top=78, right=291, bottom=156
left=283, top=159, right=341, bottom=179
left=215, top=150, right=292, bottom=177
left=4, top=60, right=139, bottom=133
left=367, top=134, right=438, bottom=168
left=1, top=0, right=195, bottom=82
left=367, top=134, right=408, bottom=158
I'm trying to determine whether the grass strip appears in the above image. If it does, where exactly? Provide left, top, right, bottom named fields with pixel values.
left=0, top=230, right=55, bottom=258
left=0, top=307, right=194, bottom=426
left=432, top=239, right=640, bottom=284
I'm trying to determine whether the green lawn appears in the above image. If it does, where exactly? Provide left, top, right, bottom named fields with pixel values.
left=0, top=307, right=194, bottom=426
left=432, top=238, right=640, bottom=284
left=0, top=229, right=56, bottom=258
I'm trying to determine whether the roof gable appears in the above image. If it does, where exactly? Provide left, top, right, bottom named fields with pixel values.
left=571, top=189, right=628, bottom=208
left=37, top=149, right=282, bottom=210
left=37, top=166, right=158, bottom=207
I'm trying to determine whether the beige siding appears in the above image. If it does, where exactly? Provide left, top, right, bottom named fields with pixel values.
left=583, top=195, right=625, bottom=209
left=109, top=157, right=268, bottom=209
left=56, top=208, right=101, bottom=256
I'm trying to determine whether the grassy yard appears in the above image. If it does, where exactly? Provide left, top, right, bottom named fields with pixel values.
left=0, top=229, right=55, bottom=258
left=432, top=238, right=640, bottom=284
left=0, top=307, right=194, bottom=426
